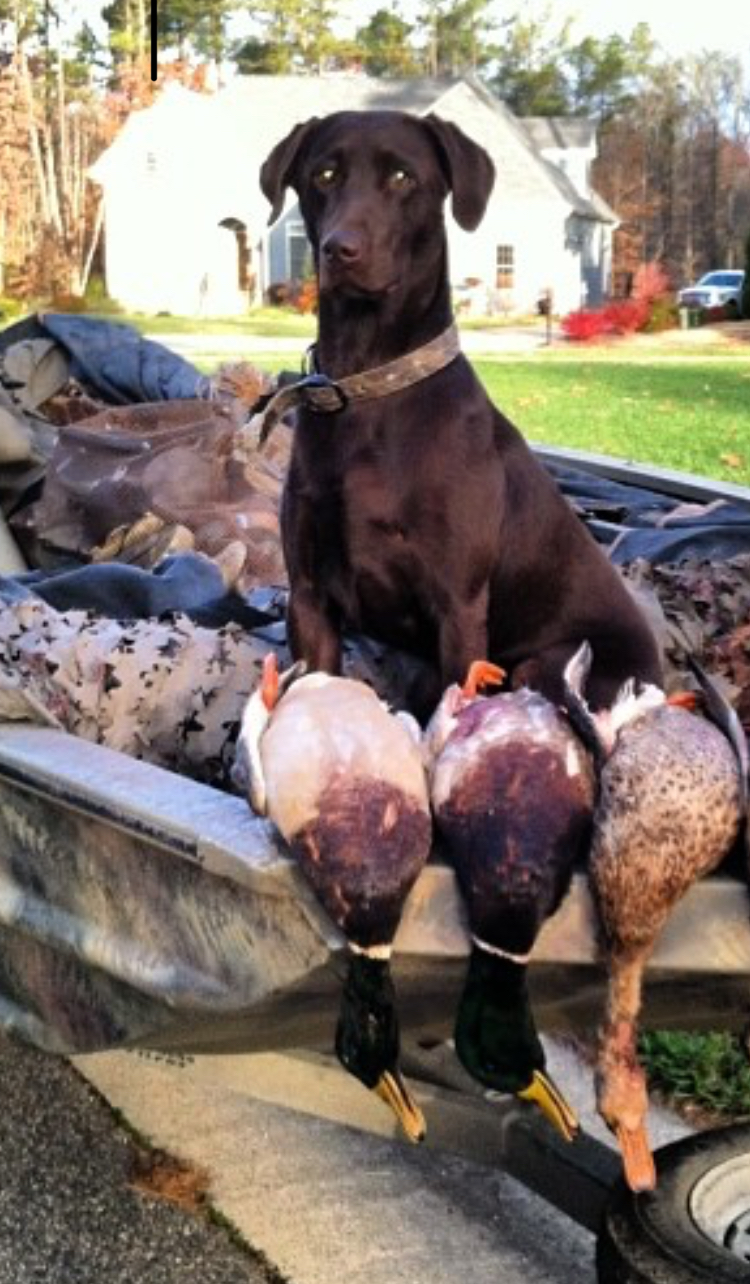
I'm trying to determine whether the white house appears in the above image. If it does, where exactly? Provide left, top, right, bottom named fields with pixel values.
left=89, top=74, right=617, bottom=317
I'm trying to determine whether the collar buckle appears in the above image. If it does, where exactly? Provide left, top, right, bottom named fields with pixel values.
left=297, top=373, right=349, bottom=415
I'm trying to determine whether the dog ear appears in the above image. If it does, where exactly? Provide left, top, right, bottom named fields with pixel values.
left=422, top=115, right=495, bottom=231
left=260, top=118, right=320, bottom=225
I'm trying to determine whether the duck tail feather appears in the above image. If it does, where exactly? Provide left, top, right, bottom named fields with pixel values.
left=562, top=641, right=607, bottom=768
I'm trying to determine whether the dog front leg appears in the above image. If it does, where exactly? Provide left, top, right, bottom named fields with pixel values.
left=438, top=591, right=490, bottom=690
left=287, top=586, right=342, bottom=675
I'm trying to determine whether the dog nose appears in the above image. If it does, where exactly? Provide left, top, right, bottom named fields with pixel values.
left=322, top=232, right=362, bottom=265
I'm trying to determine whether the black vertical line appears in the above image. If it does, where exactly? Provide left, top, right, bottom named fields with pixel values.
left=151, top=0, right=157, bottom=80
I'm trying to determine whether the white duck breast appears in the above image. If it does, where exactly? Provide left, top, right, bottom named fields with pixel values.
left=261, top=674, right=429, bottom=839
left=236, top=658, right=432, bottom=1143
left=259, top=673, right=432, bottom=952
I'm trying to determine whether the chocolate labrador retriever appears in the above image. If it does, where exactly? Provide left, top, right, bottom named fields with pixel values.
left=260, top=110, right=661, bottom=714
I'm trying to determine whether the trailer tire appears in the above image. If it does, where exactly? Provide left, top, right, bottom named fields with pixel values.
left=596, top=1124, right=750, bottom=1283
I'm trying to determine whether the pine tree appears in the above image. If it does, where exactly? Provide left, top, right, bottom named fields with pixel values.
left=356, top=7, right=420, bottom=77
left=488, top=7, right=572, bottom=115
left=415, top=0, right=495, bottom=78
left=0, top=9, right=106, bottom=298
left=156, top=0, right=236, bottom=64
left=233, top=0, right=349, bottom=74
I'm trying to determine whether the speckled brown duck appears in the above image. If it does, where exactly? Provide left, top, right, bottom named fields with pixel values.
left=235, top=652, right=431, bottom=1142
left=425, top=661, right=595, bottom=1141
left=564, top=642, right=746, bottom=1192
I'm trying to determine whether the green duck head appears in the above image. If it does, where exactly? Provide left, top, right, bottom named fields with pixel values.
left=335, top=952, right=425, bottom=1144
left=455, top=945, right=578, bottom=1142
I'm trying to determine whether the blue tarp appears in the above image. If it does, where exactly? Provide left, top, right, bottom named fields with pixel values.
left=39, top=313, right=210, bottom=404
left=11, top=553, right=271, bottom=628
left=544, top=460, right=750, bottom=565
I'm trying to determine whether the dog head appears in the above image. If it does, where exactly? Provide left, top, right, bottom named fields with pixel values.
left=260, top=111, right=495, bottom=299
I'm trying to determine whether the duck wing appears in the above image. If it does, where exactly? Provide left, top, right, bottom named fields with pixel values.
left=686, top=654, right=748, bottom=809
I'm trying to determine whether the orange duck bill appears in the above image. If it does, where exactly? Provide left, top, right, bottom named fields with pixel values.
left=615, top=1122, right=657, bottom=1192
left=260, top=652, right=307, bottom=709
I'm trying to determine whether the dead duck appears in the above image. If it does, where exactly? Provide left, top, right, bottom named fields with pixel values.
left=564, top=643, right=746, bottom=1191
left=235, top=652, right=432, bottom=1143
left=425, top=660, right=595, bottom=1141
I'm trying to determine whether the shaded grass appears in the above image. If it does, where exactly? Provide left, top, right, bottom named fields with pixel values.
left=640, top=1031, right=750, bottom=1121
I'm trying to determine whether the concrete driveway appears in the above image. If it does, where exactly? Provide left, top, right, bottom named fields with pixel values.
left=149, top=324, right=558, bottom=364
left=0, top=1025, right=691, bottom=1284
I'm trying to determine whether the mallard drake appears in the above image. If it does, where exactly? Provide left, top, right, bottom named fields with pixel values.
left=235, top=652, right=432, bottom=1143
left=564, top=643, right=746, bottom=1191
left=425, top=660, right=595, bottom=1141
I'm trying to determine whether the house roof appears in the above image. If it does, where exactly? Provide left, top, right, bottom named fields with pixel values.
left=220, top=72, right=452, bottom=126
left=537, top=152, right=617, bottom=223
left=437, top=78, right=617, bottom=222
left=90, top=74, right=616, bottom=225
left=519, top=117, right=597, bottom=151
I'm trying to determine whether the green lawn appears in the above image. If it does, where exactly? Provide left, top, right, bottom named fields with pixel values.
left=192, top=339, right=750, bottom=487
left=474, top=354, right=750, bottom=486
left=7, top=304, right=749, bottom=487
left=104, top=307, right=317, bottom=339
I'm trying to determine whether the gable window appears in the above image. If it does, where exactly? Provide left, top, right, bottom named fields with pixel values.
left=496, top=245, right=515, bottom=290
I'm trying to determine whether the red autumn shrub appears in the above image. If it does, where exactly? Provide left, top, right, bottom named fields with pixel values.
left=561, top=309, right=611, bottom=341
left=601, top=299, right=649, bottom=333
left=562, top=296, right=656, bottom=341
left=632, top=261, right=671, bottom=305
left=295, top=280, right=319, bottom=314
left=563, top=260, right=676, bottom=342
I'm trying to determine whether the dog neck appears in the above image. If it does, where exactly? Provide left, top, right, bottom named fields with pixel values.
left=314, top=251, right=454, bottom=379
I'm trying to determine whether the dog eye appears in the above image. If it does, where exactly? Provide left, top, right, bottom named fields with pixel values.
left=388, top=168, right=414, bottom=190
left=314, top=166, right=339, bottom=190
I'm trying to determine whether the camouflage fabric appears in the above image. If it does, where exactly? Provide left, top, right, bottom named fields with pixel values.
left=621, top=554, right=750, bottom=737
left=0, top=593, right=433, bottom=791
left=22, top=399, right=291, bottom=588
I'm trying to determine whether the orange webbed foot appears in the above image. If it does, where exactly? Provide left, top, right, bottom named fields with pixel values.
left=260, top=652, right=280, bottom=710
left=461, top=660, right=506, bottom=698
left=667, top=690, right=697, bottom=712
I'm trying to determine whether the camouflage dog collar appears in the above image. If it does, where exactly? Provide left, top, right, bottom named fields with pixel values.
left=247, top=323, right=461, bottom=449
